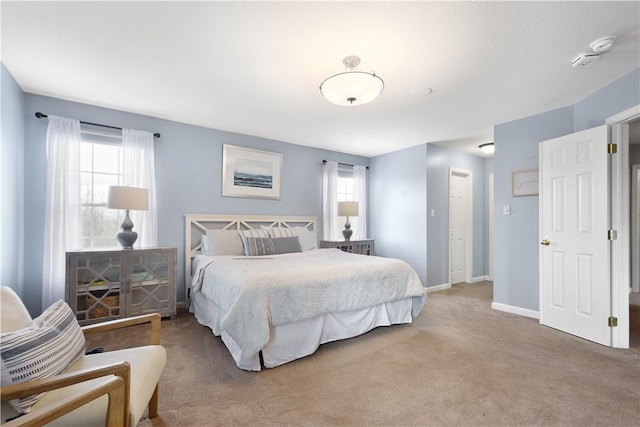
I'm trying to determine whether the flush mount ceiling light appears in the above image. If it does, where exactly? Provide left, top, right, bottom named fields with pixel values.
left=479, top=142, right=495, bottom=155
left=319, top=55, right=384, bottom=106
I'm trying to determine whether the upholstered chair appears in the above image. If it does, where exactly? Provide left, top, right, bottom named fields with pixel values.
left=0, top=286, right=166, bottom=426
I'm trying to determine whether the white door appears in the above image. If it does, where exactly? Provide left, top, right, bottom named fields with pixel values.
left=539, top=125, right=611, bottom=346
left=450, top=172, right=466, bottom=284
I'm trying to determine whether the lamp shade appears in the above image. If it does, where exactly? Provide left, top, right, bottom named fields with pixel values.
left=107, top=186, right=149, bottom=211
left=338, top=201, right=359, bottom=217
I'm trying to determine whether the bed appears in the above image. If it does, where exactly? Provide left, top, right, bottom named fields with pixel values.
left=185, top=214, right=426, bottom=371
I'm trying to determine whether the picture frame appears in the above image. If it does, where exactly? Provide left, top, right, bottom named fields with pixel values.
left=222, top=144, right=282, bottom=199
left=512, top=169, right=539, bottom=197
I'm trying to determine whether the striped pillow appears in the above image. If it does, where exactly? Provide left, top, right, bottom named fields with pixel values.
left=1, top=300, right=86, bottom=414
left=238, top=228, right=270, bottom=255
left=244, top=236, right=302, bottom=256
left=260, top=226, right=295, bottom=238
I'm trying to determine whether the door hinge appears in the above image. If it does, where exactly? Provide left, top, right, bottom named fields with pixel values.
left=608, top=317, right=618, bottom=327
left=608, top=229, right=617, bottom=240
left=607, top=143, right=617, bottom=154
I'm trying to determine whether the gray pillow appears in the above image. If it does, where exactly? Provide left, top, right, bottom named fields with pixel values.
left=244, top=236, right=302, bottom=256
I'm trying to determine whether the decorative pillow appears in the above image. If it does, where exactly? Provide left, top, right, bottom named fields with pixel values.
left=243, top=236, right=302, bottom=256
left=1, top=300, right=86, bottom=414
left=292, top=226, right=318, bottom=251
left=238, top=228, right=270, bottom=255
left=203, top=230, right=244, bottom=256
left=260, top=226, right=295, bottom=238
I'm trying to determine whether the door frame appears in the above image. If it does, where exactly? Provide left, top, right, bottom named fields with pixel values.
left=488, top=173, right=494, bottom=281
left=448, top=167, right=473, bottom=284
left=632, top=164, right=639, bottom=293
left=607, top=104, right=639, bottom=349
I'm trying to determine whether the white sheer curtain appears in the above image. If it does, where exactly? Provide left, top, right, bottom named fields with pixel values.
left=353, top=165, right=368, bottom=239
left=42, top=116, right=82, bottom=309
left=322, top=161, right=339, bottom=240
left=122, top=129, right=158, bottom=247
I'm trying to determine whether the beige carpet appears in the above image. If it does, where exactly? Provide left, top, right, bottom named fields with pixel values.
left=93, top=282, right=639, bottom=426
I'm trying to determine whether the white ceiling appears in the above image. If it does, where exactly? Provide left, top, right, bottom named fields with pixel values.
left=2, top=1, right=639, bottom=158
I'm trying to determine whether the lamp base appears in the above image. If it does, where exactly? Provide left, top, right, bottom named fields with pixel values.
left=116, top=230, right=138, bottom=249
left=342, top=216, right=353, bottom=241
left=116, top=209, right=138, bottom=249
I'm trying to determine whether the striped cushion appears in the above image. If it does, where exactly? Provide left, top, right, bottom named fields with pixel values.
left=238, top=228, right=270, bottom=255
left=260, top=226, right=295, bottom=238
left=244, top=236, right=302, bottom=256
left=1, top=300, right=86, bottom=414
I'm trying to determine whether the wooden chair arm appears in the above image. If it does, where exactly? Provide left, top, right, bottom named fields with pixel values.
left=82, top=313, right=161, bottom=345
left=2, top=376, right=126, bottom=427
left=1, top=362, right=130, bottom=401
left=1, top=362, right=131, bottom=427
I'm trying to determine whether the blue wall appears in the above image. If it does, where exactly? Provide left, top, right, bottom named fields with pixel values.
left=370, top=144, right=427, bottom=285
left=1, top=63, right=25, bottom=298
left=493, top=67, right=640, bottom=312
left=493, top=106, right=574, bottom=311
left=20, top=94, right=369, bottom=314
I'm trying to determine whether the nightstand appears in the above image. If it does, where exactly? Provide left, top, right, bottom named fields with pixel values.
left=319, top=239, right=374, bottom=256
left=66, top=247, right=177, bottom=325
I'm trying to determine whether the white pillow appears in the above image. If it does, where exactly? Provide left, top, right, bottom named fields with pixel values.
left=1, top=300, right=86, bottom=414
left=203, top=230, right=244, bottom=256
left=292, top=226, right=318, bottom=251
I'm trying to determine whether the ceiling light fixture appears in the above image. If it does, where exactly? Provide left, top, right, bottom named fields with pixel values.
left=319, top=56, right=384, bottom=106
left=479, top=142, right=495, bottom=155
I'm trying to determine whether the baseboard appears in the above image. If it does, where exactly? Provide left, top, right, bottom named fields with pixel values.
left=491, top=302, right=539, bottom=319
left=470, top=275, right=490, bottom=283
left=426, top=283, right=451, bottom=293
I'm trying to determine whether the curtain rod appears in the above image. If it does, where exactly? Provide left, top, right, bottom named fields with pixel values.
left=35, top=112, right=161, bottom=138
left=322, top=160, right=369, bottom=170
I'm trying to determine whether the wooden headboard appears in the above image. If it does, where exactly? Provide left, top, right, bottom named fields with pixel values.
left=184, top=214, right=316, bottom=297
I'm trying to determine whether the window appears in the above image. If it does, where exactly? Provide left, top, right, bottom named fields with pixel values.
left=79, top=126, right=123, bottom=249
left=336, top=164, right=355, bottom=202
left=323, top=161, right=367, bottom=241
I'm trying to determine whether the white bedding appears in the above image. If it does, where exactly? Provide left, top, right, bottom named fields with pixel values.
left=191, top=248, right=426, bottom=366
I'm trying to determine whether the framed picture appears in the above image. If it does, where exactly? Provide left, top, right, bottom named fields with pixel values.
left=222, top=144, right=282, bottom=199
left=512, top=169, right=539, bottom=197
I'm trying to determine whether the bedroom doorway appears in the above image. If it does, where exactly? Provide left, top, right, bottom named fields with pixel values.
left=449, top=168, right=473, bottom=285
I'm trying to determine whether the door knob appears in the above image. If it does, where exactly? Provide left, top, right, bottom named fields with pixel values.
left=540, top=239, right=550, bottom=246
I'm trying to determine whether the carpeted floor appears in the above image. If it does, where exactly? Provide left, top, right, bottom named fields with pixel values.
left=92, top=282, right=640, bottom=426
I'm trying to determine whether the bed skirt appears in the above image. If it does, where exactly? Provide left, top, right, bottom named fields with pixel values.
left=190, top=291, right=413, bottom=371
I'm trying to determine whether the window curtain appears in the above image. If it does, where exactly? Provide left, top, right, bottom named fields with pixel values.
left=122, top=129, right=158, bottom=247
left=353, top=165, right=367, bottom=239
left=322, top=161, right=339, bottom=240
left=42, top=116, right=82, bottom=309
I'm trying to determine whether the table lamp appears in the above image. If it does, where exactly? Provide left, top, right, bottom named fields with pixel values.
left=338, top=201, right=359, bottom=241
left=107, top=186, right=149, bottom=249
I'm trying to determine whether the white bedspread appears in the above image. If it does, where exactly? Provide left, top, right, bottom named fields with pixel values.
left=191, top=249, right=426, bottom=357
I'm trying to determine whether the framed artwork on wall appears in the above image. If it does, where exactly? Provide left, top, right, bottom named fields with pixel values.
left=222, top=144, right=282, bottom=199
left=512, top=169, right=539, bottom=196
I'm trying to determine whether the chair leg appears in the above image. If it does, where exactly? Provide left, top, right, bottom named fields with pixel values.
left=148, top=384, right=159, bottom=418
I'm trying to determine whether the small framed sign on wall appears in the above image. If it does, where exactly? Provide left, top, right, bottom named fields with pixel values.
left=512, top=169, right=539, bottom=196
left=222, top=144, right=283, bottom=199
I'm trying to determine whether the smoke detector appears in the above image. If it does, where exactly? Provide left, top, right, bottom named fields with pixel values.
left=572, top=52, right=601, bottom=68
left=590, top=36, right=616, bottom=53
